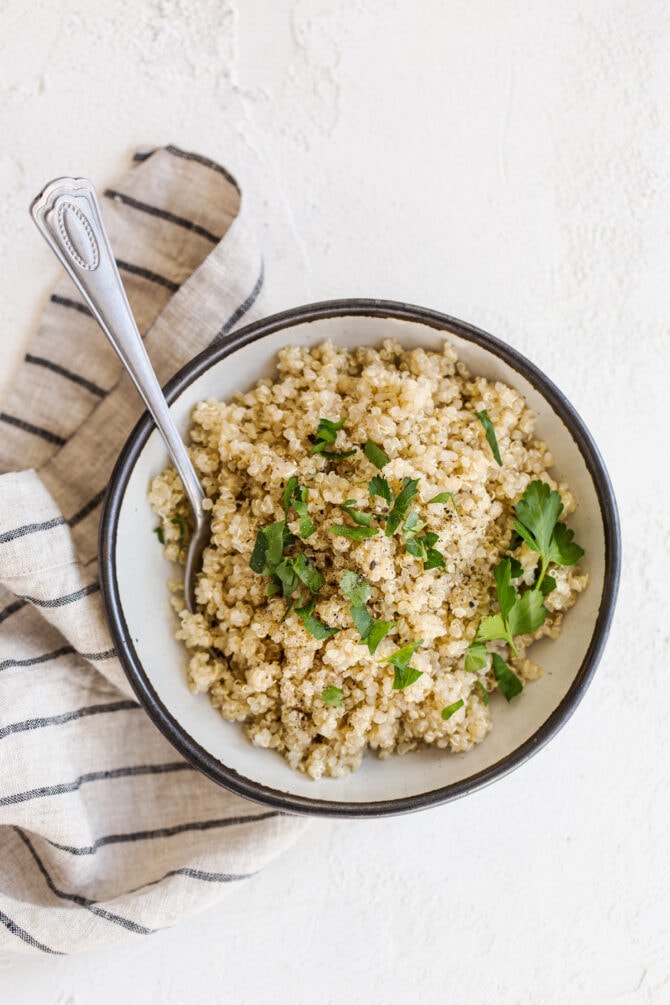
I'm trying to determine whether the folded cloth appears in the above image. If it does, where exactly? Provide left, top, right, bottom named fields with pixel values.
left=0, top=146, right=307, bottom=955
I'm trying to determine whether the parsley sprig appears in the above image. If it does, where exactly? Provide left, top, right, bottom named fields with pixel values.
left=465, top=481, right=585, bottom=701
left=475, top=557, right=547, bottom=657
left=513, top=480, right=584, bottom=591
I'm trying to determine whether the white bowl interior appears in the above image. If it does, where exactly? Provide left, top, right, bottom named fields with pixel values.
left=114, top=314, right=606, bottom=806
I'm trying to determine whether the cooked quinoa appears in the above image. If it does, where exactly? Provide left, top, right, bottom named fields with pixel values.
left=149, top=339, right=588, bottom=779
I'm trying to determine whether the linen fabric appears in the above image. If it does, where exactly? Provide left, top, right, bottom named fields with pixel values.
left=0, top=146, right=307, bottom=955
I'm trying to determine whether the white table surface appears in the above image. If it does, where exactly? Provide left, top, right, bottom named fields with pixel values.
left=1, top=1, right=668, bottom=1001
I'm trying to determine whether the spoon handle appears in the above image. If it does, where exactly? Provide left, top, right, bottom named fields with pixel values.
left=30, top=177, right=205, bottom=521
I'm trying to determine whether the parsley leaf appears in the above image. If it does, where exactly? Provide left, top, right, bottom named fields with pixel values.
left=506, top=588, right=548, bottom=637
left=295, top=596, right=339, bottom=640
left=264, top=520, right=288, bottom=567
left=340, top=570, right=372, bottom=608
left=170, top=516, right=187, bottom=546
left=311, top=417, right=357, bottom=460
left=249, top=529, right=269, bottom=574
left=283, top=477, right=316, bottom=538
left=330, top=524, right=380, bottom=540
left=474, top=558, right=548, bottom=656
left=363, top=619, right=396, bottom=655
left=292, top=553, right=325, bottom=594
left=351, top=603, right=373, bottom=640
left=464, top=641, right=488, bottom=673
left=341, top=500, right=373, bottom=527
left=514, top=480, right=584, bottom=588
left=427, top=492, right=462, bottom=520
left=321, top=686, right=344, bottom=707
left=491, top=653, right=523, bottom=701
left=403, top=513, right=445, bottom=569
left=310, top=417, right=346, bottom=454
left=385, top=477, right=420, bottom=537
left=339, top=571, right=394, bottom=652
left=364, top=439, right=390, bottom=469
left=494, top=558, right=517, bottom=620
left=379, top=639, right=424, bottom=690
left=548, top=521, right=585, bottom=567
left=369, top=475, right=393, bottom=504
left=476, top=409, right=503, bottom=466
left=441, top=699, right=464, bottom=720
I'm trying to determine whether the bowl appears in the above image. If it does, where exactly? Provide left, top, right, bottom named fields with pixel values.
left=99, top=299, right=621, bottom=817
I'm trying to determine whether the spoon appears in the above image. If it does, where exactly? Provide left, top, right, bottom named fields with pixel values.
left=30, top=177, right=209, bottom=613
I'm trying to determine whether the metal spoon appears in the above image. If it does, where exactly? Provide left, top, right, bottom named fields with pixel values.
left=31, top=177, right=209, bottom=613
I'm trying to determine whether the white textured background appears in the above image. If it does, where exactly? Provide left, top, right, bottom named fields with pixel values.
left=1, top=1, right=669, bottom=1002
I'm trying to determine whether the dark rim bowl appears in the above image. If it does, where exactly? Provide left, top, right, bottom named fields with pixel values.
left=99, top=299, right=621, bottom=818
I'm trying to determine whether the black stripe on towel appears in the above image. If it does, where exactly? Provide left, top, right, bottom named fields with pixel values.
left=0, top=413, right=66, bottom=447
left=125, top=865, right=256, bottom=897
left=68, top=487, right=107, bottom=528
left=0, top=598, right=27, bottom=624
left=47, top=811, right=283, bottom=856
left=0, top=645, right=76, bottom=674
left=25, top=354, right=106, bottom=398
left=0, top=700, right=140, bottom=741
left=80, top=647, right=117, bottom=661
left=50, top=293, right=92, bottom=316
left=104, top=189, right=220, bottom=244
left=164, top=144, right=239, bottom=189
left=214, top=261, right=265, bottom=342
left=19, top=582, right=100, bottom=609
left=0, top=762, right=194, bottom=807
left=0, top=909, right=63, bottom=954
left=14, top=829, right=156, bottom=936
left=116, top=259, right=180, bottom=293
left=0, top=517, right=66, bottom=545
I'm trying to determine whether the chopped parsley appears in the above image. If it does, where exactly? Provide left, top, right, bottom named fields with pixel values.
left=379, top=639, right=424, bottom=690
left=329, top=524, right=380, bottom=540
left=385, top=477, right=420, bottom=537
left=283, top=476, right=316, bottom=539
left=364, top=439, right=390, bottom=469
left=341, top=500, right=374, bottom=527
left=369, top=474, right=393, bottom=504
left=464, top=641, right=488, bottom=673
left=491, top=652, right=523, bottom=701
left=295, top=596, right=339, bottom=640
left=402, top=513, right=445, bottom=570
left=340, top=570, right=395, bottom=654
left=441, top=699, right=464, bottom=720
left=321, top=686, right=344, bottom=707
left=311, top=417, right=357, bottom=460
left=427, top=491, right=461, bottom=520
left=171, top=515, right=187, bottom=546
left=476, top=409, right=503, bottom=466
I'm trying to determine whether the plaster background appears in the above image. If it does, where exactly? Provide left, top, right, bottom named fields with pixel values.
left=1, top=1, right=668, bottom=1001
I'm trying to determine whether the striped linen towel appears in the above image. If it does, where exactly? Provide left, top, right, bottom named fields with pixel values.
left=0, top=146, right=307, bottom=955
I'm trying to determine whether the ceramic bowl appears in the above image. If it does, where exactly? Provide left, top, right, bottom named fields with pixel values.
left=99, top=300, right=620, bottom=817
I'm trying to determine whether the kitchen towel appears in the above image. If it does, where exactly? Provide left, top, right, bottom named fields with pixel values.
left=0, top=145, right=307, bottom=955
